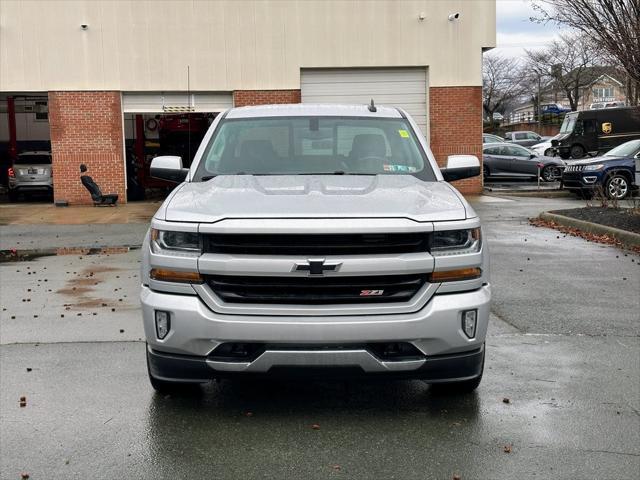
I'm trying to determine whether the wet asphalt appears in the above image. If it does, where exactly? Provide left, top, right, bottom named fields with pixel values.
left=1, top=194, right=639, bottom=479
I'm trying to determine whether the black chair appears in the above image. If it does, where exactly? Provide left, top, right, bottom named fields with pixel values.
left=81, top=174, right=119, bottom=206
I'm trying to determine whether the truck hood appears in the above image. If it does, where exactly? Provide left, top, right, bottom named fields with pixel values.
left=160, top=175, right=469, bottom=223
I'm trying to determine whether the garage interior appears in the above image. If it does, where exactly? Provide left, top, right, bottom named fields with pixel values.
left=1, top=92, right=233, bottom=204
left=122, top=92, right=231, bottom=201
left=0, top=93, right=52, bottom=202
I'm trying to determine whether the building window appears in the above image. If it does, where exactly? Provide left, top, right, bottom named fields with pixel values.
left=592, top=87, right=614, bottom=100
left=35, top=101, right=48, bottom=121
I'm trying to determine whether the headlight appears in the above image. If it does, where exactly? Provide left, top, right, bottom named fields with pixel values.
left=431, top=228, right=481, bottom=256
left=150, top=229, right=200, bottom=254
left=583, top=164, right=604, bottom=171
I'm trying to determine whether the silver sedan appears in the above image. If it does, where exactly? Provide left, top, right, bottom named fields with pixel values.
left=482, top=142, right=565, bottom=182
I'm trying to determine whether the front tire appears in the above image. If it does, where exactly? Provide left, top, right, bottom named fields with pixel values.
left=483, top=165, right=490, bottom=180
left=605, top=174, right=630, bottom=200
left=541, top=165, right=560, bottom=182
left=430, top=350, right=484, bottom=394
left=570, top=144, right=585, bottom=159
left=146, top=346, right=203, bottom=394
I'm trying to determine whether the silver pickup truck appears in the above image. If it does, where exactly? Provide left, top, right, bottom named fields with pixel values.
left=141, top=104, right=490, bottom=394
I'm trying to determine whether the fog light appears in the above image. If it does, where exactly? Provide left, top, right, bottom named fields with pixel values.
left=155, top=311, right=170, bottom=340
left=462, top=309, right=477, bottom=339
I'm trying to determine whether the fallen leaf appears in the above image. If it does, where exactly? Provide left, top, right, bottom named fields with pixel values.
left=453, top=475, right=462, bottom=480
left=503, top=445, right=512, bottom=453
left=311, top=424, right=321, bottom=430
left=502, top=397, right=510, bottom=404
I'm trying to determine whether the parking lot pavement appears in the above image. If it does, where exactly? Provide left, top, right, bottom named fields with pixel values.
left=1, top=194, right=639, bottom=479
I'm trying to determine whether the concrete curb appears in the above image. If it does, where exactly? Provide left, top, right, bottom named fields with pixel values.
left=539, top=211, right=640, bottom=248
left=484, top=189, right=571, bottom=198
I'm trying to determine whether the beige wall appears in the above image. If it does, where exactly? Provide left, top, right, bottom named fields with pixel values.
left=0, top=0, right=495, bottom=92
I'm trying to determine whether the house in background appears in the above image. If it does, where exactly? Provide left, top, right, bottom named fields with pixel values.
left=507, top=69, right=627, bottom=124
left=569, top=74, right=626, bottom=110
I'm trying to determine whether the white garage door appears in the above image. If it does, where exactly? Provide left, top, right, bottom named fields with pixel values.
left=301, top=68, right=428, bottom=133
left=122, top=92, right=233, bottom=113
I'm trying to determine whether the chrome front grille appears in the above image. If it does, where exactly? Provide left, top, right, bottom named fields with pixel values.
left=205, top=274, right=428, bottom=304
left=203, top=232, right=430, bottom=255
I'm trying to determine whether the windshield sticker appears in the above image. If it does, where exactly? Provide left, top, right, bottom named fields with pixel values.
left=383, top=164, right=417, bottom=173
left=398, top=129, right=410, bottom=138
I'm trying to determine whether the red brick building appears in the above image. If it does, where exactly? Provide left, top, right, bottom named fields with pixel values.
left=0, top=1, right=496, bottom=203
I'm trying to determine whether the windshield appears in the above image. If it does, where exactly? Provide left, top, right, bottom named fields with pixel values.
left=14, top=154, right=51, bottom=165
left=194, top=117, right=435, bottom=181
left=605, top=140, right=640, bottom=157
left=559, top=114, right=577, bottom=134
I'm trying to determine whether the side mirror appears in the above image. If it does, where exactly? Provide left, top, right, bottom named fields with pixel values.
left=150, top=156, right=189, bottom=183
left=530, top=153, right=537, bottom=159
left=441, top=155, right=481, bottom=182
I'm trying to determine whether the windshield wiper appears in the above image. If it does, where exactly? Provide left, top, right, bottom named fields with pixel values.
left=295, top=171, right=377, bottom=176
left=202, top=172, right=250, bottom=180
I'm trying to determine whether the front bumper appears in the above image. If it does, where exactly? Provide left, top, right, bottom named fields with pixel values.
left=141, top=284, right=490, bottom=381
left=561, top=172, right=599, bottom=191
left=147, top=343, right=485, bottom=382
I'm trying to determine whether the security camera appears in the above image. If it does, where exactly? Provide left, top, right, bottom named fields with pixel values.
left=80, top=24, right=88, bottom=30
left=448, top=13, right=460, bottom=21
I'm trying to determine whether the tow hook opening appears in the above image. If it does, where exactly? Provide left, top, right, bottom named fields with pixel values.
left=209, top=343, right=266, bottom=362
left=367, top=342, right=424, bottom=361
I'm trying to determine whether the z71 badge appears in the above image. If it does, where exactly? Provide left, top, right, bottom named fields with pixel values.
left=360, top=289, right=384, bottom=296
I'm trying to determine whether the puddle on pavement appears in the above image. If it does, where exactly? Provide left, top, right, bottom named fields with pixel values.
left=0, top=246, right=139, bottom=263
left=56, top=263, right=126, bottom=310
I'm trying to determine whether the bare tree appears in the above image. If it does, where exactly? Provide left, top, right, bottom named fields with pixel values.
left=532, top=0, right=640, bottom=105
left=483, top=54, right=524, bottom=127
left=525, top=33, right=596, bottom=111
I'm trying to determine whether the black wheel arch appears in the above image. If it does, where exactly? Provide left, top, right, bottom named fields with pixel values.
left=604, top=168, right=633, bottom=183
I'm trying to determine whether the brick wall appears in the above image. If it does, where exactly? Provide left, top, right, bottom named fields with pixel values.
left=234, top=90, right=301, bottom=107
left=48, top=91, right=125, bottom=205
left=429, top=86, right=483, bottom=194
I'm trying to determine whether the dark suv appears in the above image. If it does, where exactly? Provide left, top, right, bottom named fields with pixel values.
left=561, top=139, right=640, bottom=199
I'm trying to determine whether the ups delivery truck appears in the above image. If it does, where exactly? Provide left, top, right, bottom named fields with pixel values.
left=552, top=106, right=640, bottom=159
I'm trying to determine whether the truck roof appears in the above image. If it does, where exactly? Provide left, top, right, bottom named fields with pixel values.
left=226, top=103, right=403, bottom=119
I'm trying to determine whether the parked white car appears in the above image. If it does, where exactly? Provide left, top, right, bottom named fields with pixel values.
left=530, top=141, right=555, bottom=157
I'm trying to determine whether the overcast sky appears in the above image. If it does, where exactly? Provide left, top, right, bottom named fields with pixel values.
left=494, top=0, right=566, bottom=59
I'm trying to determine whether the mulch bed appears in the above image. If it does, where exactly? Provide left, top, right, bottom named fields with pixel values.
left=550, top=207, right=640, bottom=234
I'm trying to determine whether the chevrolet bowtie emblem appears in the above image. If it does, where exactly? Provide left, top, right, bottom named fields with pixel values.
left=293, top=258, right=342, bottom=276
